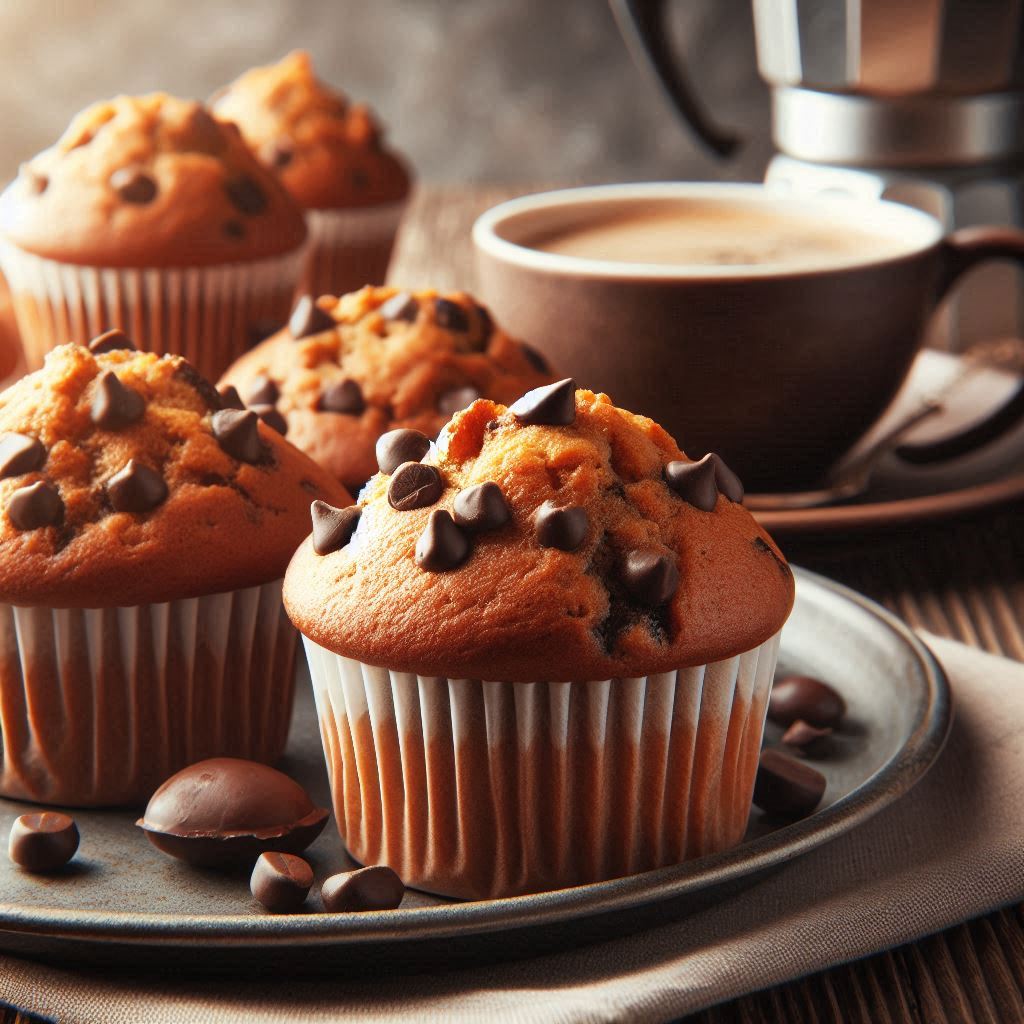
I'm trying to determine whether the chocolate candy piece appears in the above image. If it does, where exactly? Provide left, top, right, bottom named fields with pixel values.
left=318, top=379, right=365, bottom=415
left=289, top=296, right=335, bottom=340
left=110, top=166, right=157, bottom=204
left=376, top=429, right=430, bottom=475
left=388, top=462, right=444, bottom=511
left=433, top=297, right=469, bottom=332
left=782, top=719, right=833, bottom=756
left=107, top=459, right=168, bottom=514
left=321, top=865, right=404, bottom=913
left=0, top=433, right=45, bottom=479
left=665, top=455, right=718, bottom=512
left=91, top=370, right=145, bottom=430
left=415, top=509, right=469, bottom=571
left=250, top=852, right=313, bottom=913
left=711, top=453, right=744, bottom=503
left=520, top=343, right=550, bottom=373
left=535, top=501, right=587, bottom=551
left=311, top=500, right=360, bottom=554
left=212, top=409, right=267, bottom=464
left=438, top=385, right=480, bottom=416
left=622, top=550, right=680, bottom=606
left=88, top=328, right=135, bottom=355
left=244, top=375, right=279, bottom=407
left=453, top=482, right=510, bottom=532
left=251, top=404, right=288, bottom=436
left=378, top=292, right=419, bottom=323
left=217, top=385, right=245, bottom=411
left=753, top=749, right=827, bottom=819
left=510, top=378, right=576, bottom=426
left=8, top=481, right=63, bottom=530
left=9, top=813, right=79, bottom=873
left=136, top=757, right=329, bottom=868
left=225, top=175, right=267, bottom=215
left=768, top=675, right=846, bottom=729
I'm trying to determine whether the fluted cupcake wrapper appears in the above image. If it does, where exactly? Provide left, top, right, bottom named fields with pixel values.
left=0, top=239, right=308, bottom=382
left=0, top=580, right=297, bottom=808
left=303, top=631, right=782, bottom=900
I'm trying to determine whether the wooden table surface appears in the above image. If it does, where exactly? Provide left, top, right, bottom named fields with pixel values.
left=5, top=185, right=1024, bottom=1024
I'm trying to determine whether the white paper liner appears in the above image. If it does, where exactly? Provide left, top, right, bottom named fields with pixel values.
left=303, top=630, right=782, bottom=900
left=0, top=580, right=298, bottom=808
left=0, top=240, right=308, bottom=381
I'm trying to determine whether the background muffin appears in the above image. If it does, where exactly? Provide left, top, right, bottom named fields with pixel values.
left=0, top=93, right=308, bottom=379
left=211, top=51, right=411, bottom=298
left=218, top=286, right=554, bottom=492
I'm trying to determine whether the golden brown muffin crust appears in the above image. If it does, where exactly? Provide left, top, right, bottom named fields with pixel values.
left=285, top=388, right=794, bottom=681
left=0, top=94, right=307, bottom=268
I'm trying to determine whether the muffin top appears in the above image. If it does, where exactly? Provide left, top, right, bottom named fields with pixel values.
left=0, top=336, right=350, bottom=608
left=284, top=382, right=794, bottom=681
left=0, top=93, right=307, bottom=268
left=218, top=286, right=554, bottom=491
left=210, top=51, right=410, bottom=210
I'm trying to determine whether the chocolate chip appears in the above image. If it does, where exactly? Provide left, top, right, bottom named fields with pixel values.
left=351, top=168, right=370, bottom=192
left=622, top=550, right=679, bottom=606
left=321, top=865, right=404, bottom=913
left=212, top=409, right=268, bottom=463
left=91, top=370, right=145, bottom=430
left=223, top=219, right=245, bottom=239
left=510, top=378, right=576, bottom=426
left=665, top=455, right=718, bottom=511
left=289, top=296, right=335, bottom=339
left=251, top=852, right=312, bottom=913
left=520, top=343, right=550, bottom=373
left=311, top=500, right=360, bottom=554
left=534, top=501, right=588, bottom=551
left=753, top=749, right=826, bottom=819
left=110, top=166, right=157, bottom=204
left=434, top=298, right=469, bottom=332
left=8, top=481, right=63, bottom=530
left=244, top=375, right=279, bottom=407
left=388, top=462, right=444, bottom=511
left=782, top=719, right=834, bottom=756
left=318, top=379, right=365, bottom=415
left=174, top=361, right=222, bottom=410
left=88, top=328, right=136, bottom=355
left=376, top=429, right=431, bottom=475
left=768, top=675, right=846, bottom=729
left=378, top=292, right=419, bottom=323
left=0, top=434, right=45, bottom=479
left=8, top=813, right=79, bottom=873
left=476, top=303, right=494, bottom=342
left=437, top=386, right=480, bottom=416
left=711, top=453, right=744, bottom=503
left=217, top=385, right=245, bottom=410
left=107, top=459, right=168, bottom=514
left=251, top=404, right=288, bottom=436
left=415, top=509, right=469, bottom=571
left=225, top=175, right=267, bottom=215
left=259, top=138, right=293, bottom=170
left=453, top=482, right=510, bottom=532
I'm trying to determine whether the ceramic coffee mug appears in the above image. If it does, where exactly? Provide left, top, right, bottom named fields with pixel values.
left=473, top=183, right=1024, bottom=491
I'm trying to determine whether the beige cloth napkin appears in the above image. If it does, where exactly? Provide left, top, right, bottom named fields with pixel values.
left=1, top=634, right=1022, bottom=1024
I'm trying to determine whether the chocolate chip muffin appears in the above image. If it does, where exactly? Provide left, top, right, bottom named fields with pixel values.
left=218, top=286, right=554, bottom=492
left=285, top=380, right=794, bottom=898
left=0, top=93, right=308, bottom=379
left=0, top=334, right=350, bottom=807
left=211, top=51, right=410, bottom=298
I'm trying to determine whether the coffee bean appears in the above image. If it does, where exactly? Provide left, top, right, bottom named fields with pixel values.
left=311, top=500, right=360, bottom=555
left=225, top=175, right=267, bottom=215
left=88, top=329, right=135, bottom=355
left=110, top=166, right=157, bottom=204
left=768, top=675, right=846, bottom=729
left=782, top=719, right=833, bottom=756
left=711, top=453, right=744, bottom=503
left=259, top=138, right=293, bottom=169
left=437, top=385, right=480, bottom=416
left=244, top=375, right=279, bottom=407
left=321, top=865, right=404, bottom=913
left=318, top=379, right=365, bottom=415
left=251, top=404, right=288, bottom=436
left=107, top=460, right=168, bottom=514
left=378, top=292, right=419, bottom=323
left=622, top=550, right=680, bottom=606
left=388, top=462, right=444, bottom=511
left=453, top=482, right=510, bottom=532
left=0, top=433, right=45, bottom=480
left=289, top=296, right=335, bottom=340
left=520, top=343, right=550, bottom=373
left=217, top=385, right=245, bottom=410
left=250, top=852, right=312, bottom=913
left=665, top=455, right=718, bottom=511
left=534, top=501, right=587, bottom=551
left=375, top=429, right=430, bottom=475
left=415, top=509, right=469, bottom=571
left=9, top=813, right=79, bottom=873
left=753, top=749, right=826, bottom=819
left=433, top=298, right=469, bottom=332
left=211, top=409, right=268, bottom=464
left=8, top=481, right=63, bottom=530
left=510, top=378, right=576, bottom=426
left=91, top=370, right=145, bottom=430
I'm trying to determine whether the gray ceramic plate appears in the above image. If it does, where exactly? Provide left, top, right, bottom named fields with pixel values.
left=0, top=568, right=951, bottom=974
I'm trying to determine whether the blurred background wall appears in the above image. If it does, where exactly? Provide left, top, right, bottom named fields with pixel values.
left=0, top=0, right=771, bottom=184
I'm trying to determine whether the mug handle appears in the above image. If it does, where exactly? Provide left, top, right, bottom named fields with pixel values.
left=894, top=227, right=1024, bottom=465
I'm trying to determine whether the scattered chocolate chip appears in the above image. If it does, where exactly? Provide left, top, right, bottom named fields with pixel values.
left=311, top=500, right=360, bottom=554
left=753, top=749, right=827, bottom=819
left=91, top=370, right=145, bottom=430
left=212, top=409, right=268, bottom=463
left=107, top=460, right=168, bottom=514
left=136, top=758, right=329, bottom=868
left=251, top=852, right=313, bottom=913
left=110, top=165, right=157, bottom=204
left=622, top=550, right=680, bottom=606
left=378, top=292, right=419, bottom=323
left=244, top=375, right=279, bottom=407
left=520, top=343, right=550, bottom=373
left=8, top=481, right=63, bottom=530
left=782, top=719, right=834, bottom=756
left=0, top=434, right=45, bottom=480
left=225, top=175, right=267, bottom=215
left=665, top=455, right=718, bottom=511
left=289, top=296, right=335, bottom=339
left=388, top=462, right=444, bottom=511
left=437, top=385, right=480, bottom=416
left=375, top=429, right=431, bottom=475
left=510, top=378, right=576, bottom=426
left=217, top=384, right=245, bottom=410
left=415, top=509, right=469, bottom=571
left=768, top=675, right=846, bottom=729
left=453, top=482, right=510, bottom=532
left=534, top=501, right=588, bottom=551
left=8, top=813, right=79, bottom=873
left=259, top=138, right=294, bottom=170
left=476, top=303, right=494, bottom=342
left=251, top=404, right=288, bottom=436
left=21, top=165, right=47, bottom=195
left=434, top=298, right=469, bottom=332
left=223, top=219, right=246, bottom=240
left=711, top=453, right=744, bottom=503
left=88, top=328, right=136, bottom=355
left=174, top=361, right=222, bottom=411
left=321, top=865, right=404, bottom=913
left=318, top=379, right=365, bottom=415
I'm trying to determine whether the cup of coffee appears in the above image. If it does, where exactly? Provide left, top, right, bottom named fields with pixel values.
left=473, top=183, right=1024, bottom=491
